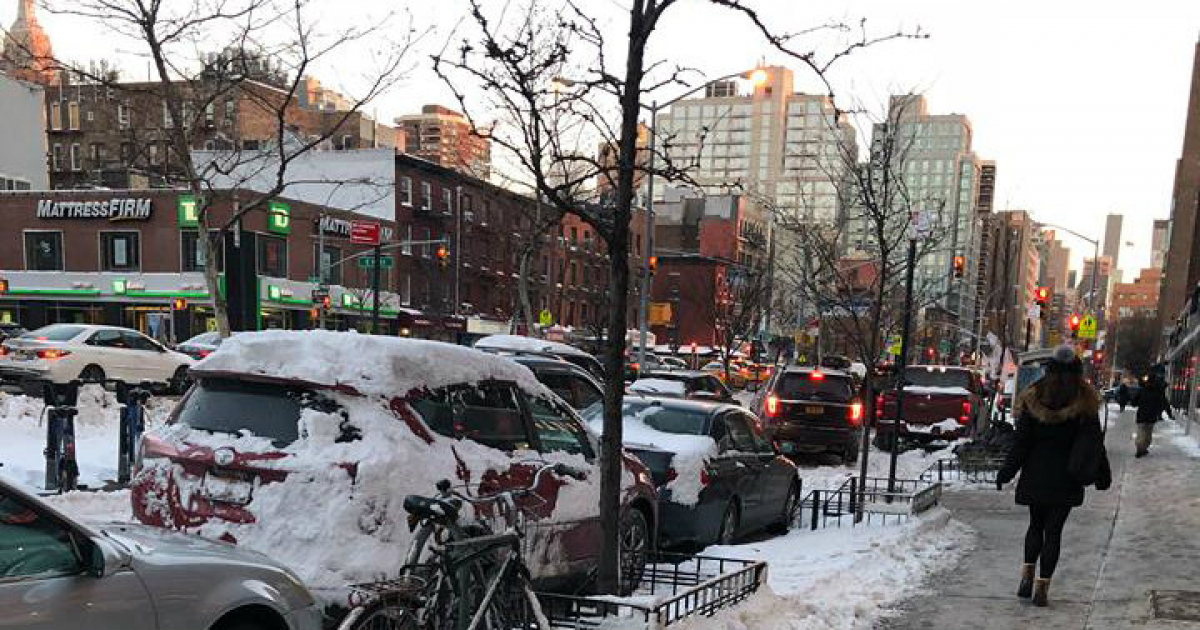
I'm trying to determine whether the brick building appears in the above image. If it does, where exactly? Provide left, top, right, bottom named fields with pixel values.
left=396, top=105, right=491, bottom=178
left=1110, top=268, right=1161, bottom=320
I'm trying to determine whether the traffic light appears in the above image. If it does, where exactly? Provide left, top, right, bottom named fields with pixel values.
left=1035, top=286, right=1050, bottom=306
left=952, top=256, right=965, bottom=278
left=309, top=308, right=320, bottom=320
left=321, top=295, right=332, bottom=310
left=435, top=245, right=449, bottom=268
left=648, top=255, right=658, bottom=275
left=1093, top=350, right=1105, bottom=364
left=0, top=277, right=8, bottom=294
left=1068, top=313, right=1081, bottom=333
left=171, top=297, right=187, bottom=310
left=312, top=287, right=330, bottom=310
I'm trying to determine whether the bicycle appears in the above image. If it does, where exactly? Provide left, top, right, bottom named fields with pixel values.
left=338, top=462, right=586, bottom=630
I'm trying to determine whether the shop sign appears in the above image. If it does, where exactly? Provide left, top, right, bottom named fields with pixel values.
left=178, top=195, right=200, bottom=227
left=318, top=215, right=394, bottom=241
left=268, top=201, right=291, bottom=234
left=37, top=198, right=152, bottom=221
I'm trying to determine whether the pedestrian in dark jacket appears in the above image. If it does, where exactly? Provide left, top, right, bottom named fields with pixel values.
left=1116, top=382, right=1130, bottom=412
left=1135, top=368, right=1172, bottom=458
left=997, top=345, right=1108, bottom=607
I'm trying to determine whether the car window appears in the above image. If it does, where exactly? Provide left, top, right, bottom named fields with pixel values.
left=524, top=395, right=595, bottom=458
left=740, top=412, right=774, bottom=454
left=775, top=373, right=854, bottom=401
left=571, top=376, right=602, bottom=410
left=173, top=378, right=305, bottom=447
left=409, top=383, right=532, bottom=451
left=122, top=331, right=160, bottom=352
left=23, top=325, right=87, bottom=342
left=904, top=367, right=972, bottom=389
left=88, top=329, right=125, bottom=348
left=722, top=413, right=757, bottom=452
left=536, top=372, right=578, bottom=408
left=0, top=492, right=82, bottom=579
left=709, top=414, right=730, bottom=450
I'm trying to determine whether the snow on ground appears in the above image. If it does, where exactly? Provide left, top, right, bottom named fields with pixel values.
left=675, top=508, right=973, bottom=630
left=1162, top=417, right=1200, bottom=458
left=797, top=441, right=961, bottom=494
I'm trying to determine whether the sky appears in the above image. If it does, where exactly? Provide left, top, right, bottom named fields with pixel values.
left=6, top=0, right=1199, bottom=278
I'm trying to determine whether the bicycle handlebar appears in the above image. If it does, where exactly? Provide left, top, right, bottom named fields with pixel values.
left=441, top=462, right=587, bottom=507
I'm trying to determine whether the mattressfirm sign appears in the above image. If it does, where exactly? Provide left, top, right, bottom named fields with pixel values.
left=37, top=198, right=153, bottom=221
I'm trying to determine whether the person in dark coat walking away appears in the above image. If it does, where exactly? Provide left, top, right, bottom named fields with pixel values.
left=997, top=345, right=1109, bottom=607
left=1116, top=381, right=1131, bottom=412
left=1135, top=366, right=1172, bottom=458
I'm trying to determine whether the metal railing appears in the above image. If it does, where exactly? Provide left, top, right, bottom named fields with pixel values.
left=794, top=476, right=943, bottom=530
left=919, top=455, right=1007, bottom=484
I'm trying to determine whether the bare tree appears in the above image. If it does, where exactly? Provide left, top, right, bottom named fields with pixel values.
left=708, top=259, right=772, bottom=382
left=36, top=0, right=416, bottom=336
left=435, top=0, right=917, bottom=593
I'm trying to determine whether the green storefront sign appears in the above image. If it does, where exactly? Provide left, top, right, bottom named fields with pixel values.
left=268, top=201, right=291, bottom=234
left=177, top=194, right=199, bottom=227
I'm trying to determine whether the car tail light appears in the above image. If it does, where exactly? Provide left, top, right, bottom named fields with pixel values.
left=848, top=401, right=863, bottom=426
left=700, top=468, right=711, bottom=487
left=875, top=394, right=884, bottom=419
left=765, top=394, right=780, bottom=419
left=810, top=371, right=825, bottom=381
left=959, top=400, right=972, bottom=425
left=0, top=346, right=8, bottom=357
left=197, top=349, right=212, bottom=358
left=35, top=348, right=71, bottom=360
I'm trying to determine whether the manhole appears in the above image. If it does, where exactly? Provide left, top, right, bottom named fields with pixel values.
left=1150, top=590, right=1200, bottom=621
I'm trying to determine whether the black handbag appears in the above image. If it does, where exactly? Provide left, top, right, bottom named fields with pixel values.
left=1069, top=420, right=1111, bottom=489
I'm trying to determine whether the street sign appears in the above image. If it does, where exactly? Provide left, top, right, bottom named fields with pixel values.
left=888, top=335, right=903, bottom=356
left=357, top=255, right=394, bottom=269
left=648, top=302, right=672, bottom=326
left=539, top=309, right=554, bottom=326
left=939, top=339, right=953, bottom=355
left=1079, top=314, right=1098, bottom=339
left=350, top=220, right=381, bottom=246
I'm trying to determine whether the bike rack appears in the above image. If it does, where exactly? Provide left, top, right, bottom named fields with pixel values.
left=39, top=380, right=81, bottom=493
left=116, top=381, right=154, bottom=485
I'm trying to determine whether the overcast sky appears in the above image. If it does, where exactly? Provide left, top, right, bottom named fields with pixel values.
left=7, top=0, right=1199, bottom=277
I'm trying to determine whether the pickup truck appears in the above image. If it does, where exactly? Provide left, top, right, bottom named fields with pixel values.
left=874, top=365, right=985, bottom=449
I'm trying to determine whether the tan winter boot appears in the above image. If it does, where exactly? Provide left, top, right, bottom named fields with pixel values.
left=1032, top=577, right=1051, bottom=607
left=1017, top=564, right=1035, bottom=598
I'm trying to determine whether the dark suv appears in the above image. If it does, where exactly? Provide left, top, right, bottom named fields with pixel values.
left=752, top=368, right=863, bottom=462
left=508, top=355, right=604, bottom=412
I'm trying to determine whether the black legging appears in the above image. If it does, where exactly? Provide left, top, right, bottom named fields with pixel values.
left=1024, top=504, right=1072, bottom=578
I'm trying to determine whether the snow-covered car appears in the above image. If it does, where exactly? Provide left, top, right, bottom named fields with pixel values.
left=585, top=397, right=798, bottom=547
left=0, top=324, right=193, bottom=393
left=507, top=354, right=604, bottom=412
left=174, top=331, right=227, bottom=360
left=0, top=477, right=321, bottom=630
left=474, top=334, right=606, bottom=380
left=630, top=370, right=736, bottom=403
left=130, top=330, right=657, bottom=599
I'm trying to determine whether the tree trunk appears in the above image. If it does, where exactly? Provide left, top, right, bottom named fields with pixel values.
left=196, top=198, right=232, bottom=337
left=516, top=244, right=537, bottom=334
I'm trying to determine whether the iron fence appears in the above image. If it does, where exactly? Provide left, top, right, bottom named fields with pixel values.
left=919, top=454, right=1008, bottom=484
left=794, top=476, right=942, bottom=530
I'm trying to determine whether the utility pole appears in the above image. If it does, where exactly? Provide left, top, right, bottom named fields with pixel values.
left=636, top=101, right=657, bottom=369
left=889, top=211, right=923, bottom=493
left=370, top=243, right=381, bottom=333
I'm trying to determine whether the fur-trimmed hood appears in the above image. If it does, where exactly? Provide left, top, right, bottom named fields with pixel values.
left=1013, top=381, right=1101, bottom=425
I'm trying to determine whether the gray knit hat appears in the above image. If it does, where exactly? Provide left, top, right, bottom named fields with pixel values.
left=1047, top=344, right=1082, bottom=373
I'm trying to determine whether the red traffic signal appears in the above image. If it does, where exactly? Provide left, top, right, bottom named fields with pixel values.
left=1068, top=313, right=1081, bottom=331
left=171, top=298, right=187, bottom=310
left=1035, top=286, right=1050, bottom=305
left=648, top=255, right=658, bottom=274
left=322, top=295, right=332, bottom=310
left=0, top=278, right=8, bottom=294
left=952, top=256, right=965, bottom=278
left=435, top=245, right=449, bottom=268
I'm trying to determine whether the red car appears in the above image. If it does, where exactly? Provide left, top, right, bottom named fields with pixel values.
left=130, top=331, right=657, bottom=598
left=874, top=365, right=986, bottom=448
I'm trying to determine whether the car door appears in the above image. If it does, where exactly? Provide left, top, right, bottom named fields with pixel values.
left=721, top=412, right=771, bottom=527
left=81, top=329, right=135, bottom=382
left=120, top=331, right=174, bottom=384
left=742, top=410, right=793, bottom=519
left=706, top=413, right=755, bottom=532
left=0, top=488, right=155, bottom=630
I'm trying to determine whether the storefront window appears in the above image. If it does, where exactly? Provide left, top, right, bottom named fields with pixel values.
left=181, top=230, right=223, bottom=272
left=314, top=244, right=342, bottom=285
left=101, top=232, right=140, bottom=271
left=257, top=234, right=288, bottom=278
left=24, top=231, right=64, bottom=271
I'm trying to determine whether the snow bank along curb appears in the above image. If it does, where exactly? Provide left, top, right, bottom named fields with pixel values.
left=1162, top=417, right=1200, bottom=458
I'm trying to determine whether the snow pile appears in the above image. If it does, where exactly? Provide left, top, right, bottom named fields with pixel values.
left=197, top=330, right=551, bottom=398
left=797, top=442, right=961, bottom=493
left=1162, top=418, right=1200, bottom=459
left=474, top=334, right=592, bottom=358
left=905, top=419, right=963, bottom=434
left=628, top=378, right=687, bottom=397
left=0, top=386, right=173, bottom=492
left=675, top=509, right=973, bottom=630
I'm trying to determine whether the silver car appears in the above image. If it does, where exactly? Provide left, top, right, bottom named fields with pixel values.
left=0, top=479, right=322, bottom=630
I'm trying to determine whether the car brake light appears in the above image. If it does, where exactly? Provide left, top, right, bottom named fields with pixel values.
left=0, top=346, right=8, bottom=356
left=810, top=371, right=825, bottom=381
left=36, top=348, right=71, bottom=359
left=848, top=401, right=863, bottom=426
left=765, top=394, right=780, bottom=418
left=959, top=400, right=972, bottom=425
left=875, top=394, right=884, bottom=419
left=197, top=349, right=212, bottom=358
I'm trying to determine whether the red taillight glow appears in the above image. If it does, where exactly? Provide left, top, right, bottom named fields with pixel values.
left=197, top=349, right=212, bottom=358
left=700, top=468, right=711, bottom=487
left=848, top=401, right=863, bottom=426
left=875, top=394, right=884, bottom=419
left=810, top=371, right=825, bottom=381
left=36, top=348, right=70, bottom=359
left=959, top=400, right=972, bottom=425
left=0, top=346, right=8, bottom=356
left=765, top=394, right=780, bottom=418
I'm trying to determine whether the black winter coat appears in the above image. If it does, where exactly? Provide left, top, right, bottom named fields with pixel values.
left=1136, top=379, right=1172, bottom=425
left=997, top=382, right=1104, bottom=507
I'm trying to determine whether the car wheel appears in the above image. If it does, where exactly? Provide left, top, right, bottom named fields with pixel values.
left=170, top=366, right=191, bottom=395
left=618, top=508, right=651, bottom=596
left=767, top=483, right=800, bottom=534
left=716, top=501, right=740, bottom=545
left=79, top=365, right=105, bottom=384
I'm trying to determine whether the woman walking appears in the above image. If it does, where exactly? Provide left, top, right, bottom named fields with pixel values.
left=997, top=345, right=1110, bottom=607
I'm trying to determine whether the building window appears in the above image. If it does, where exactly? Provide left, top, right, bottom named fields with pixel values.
left=49, top=102, right=61, bottom=130
left=181, top=230, right=223, bottom=272
left=402, top=225, right=413, bottom=255
left=51, top=144, right=62, bottom=171
left=148, top=144, right=159, bottom=165
left=443, top=189, right=453, bottom=213
left=224, top=98, right=236, bottom=126
left=162, top=101, right=173, bottom=127
left=70, top=144, right=81, bottom=171
left=314, top=244, right=342, bottom=285
left=89, top=143, right=104, bottom=163
left=421, top=181, right=432, bottom=211
left=205, top=102, right=215, bottom=126
left=24, top=231, right=64, bottom=271
left=117, top=103, right=129, bottom=129
left=68, top=102, right=80, bottom=130
left=257, top=234, right=288, bottom=278
left=399, top=176, right=413, bottom=206
left=100, top=231, right=140, bottom=271
left=481, top=200, right=491, bottom=225
left=86, top=110, right=94, bottom=123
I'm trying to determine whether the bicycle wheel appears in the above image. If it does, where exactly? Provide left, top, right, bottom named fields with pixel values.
left=342, top=599, right=418, bottom=630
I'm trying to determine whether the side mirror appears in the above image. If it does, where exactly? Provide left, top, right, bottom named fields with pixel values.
left=85, top=536, right=125, bottom=578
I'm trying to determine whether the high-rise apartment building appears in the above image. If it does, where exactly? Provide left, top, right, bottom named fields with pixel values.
left=1160, top=38, right=1200, bottom=323
left=395, top=105, right=491, bottom=179
left=1102, top=213, right=1124, bottom=284
left=1152, top=218, right=1170, bottom=269
left=980, top=210, right=1041, bottom=352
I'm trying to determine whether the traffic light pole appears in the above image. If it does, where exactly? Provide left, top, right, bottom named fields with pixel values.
left=889, top=236, right=919, bottom=494
left=370, top=244, right=382, bottom=334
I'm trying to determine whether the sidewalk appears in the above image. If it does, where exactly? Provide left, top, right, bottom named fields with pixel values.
left=878, top=407, right=1200, bottom=629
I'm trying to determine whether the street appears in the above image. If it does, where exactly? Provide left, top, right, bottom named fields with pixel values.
left=879, top=408, right=1200, bottom=629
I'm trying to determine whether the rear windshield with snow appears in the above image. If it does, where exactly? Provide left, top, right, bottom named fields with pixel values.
left=905, top=368, right=972, bottom=390
left=775, top=373, right=854, bottom=401
left=623, top=402, right=710, bottom=436
left=173, top=378, right=303, bottom=447
left=23, top=325, right=87, bottom=342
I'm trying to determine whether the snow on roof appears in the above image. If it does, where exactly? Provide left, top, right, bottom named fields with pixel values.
left=628, top=378, right=687, bottom=397
left=193, top=330, right=548, bottom=396
left=474, top=334, right=590, bottom=358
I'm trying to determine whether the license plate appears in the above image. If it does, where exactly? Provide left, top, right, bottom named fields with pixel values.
left=804, top=405, right=824, bottom=415
left=202, top=474, right=254, bottom=505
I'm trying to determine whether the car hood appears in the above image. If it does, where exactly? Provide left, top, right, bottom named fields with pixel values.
left=96, top=521, right=273, bottom=565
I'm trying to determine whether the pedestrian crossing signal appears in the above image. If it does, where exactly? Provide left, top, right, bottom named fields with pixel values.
left=952, top=256, right=965, bottom=278
left=436, top=245, right=449, bottom=268
left=1035, top=287, right=1050, bottom=306
left=0, top=278, right=8, bottom=294
left=171, top=298, right=187, bottom=310
left=1068, top=313, right=1081, bottom=332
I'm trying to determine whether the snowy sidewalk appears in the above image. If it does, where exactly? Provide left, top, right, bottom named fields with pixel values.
left=878, top=408, right=1200, bottom=629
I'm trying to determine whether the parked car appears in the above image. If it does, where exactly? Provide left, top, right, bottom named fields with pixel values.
left=0, top=322, right=27, bottom=343
left=474, top=334, right=606, bottom=380
left=0, top=477, right=322, bottom=630
left=130, top=330, right=657, bottom=597
left=174, top=331, right=228, bottom=360
left=701, top=361, right=747, bottom=389
left=657, top=356, right=689, bottom=370
left=752, top=367, right=863, bottom=463
left=508, top=354, right=604, bottom=412
left=874, top=365, right=986, bottom=449
left=584, top=397, right=798, bottom=547
left=741, top=362, right=773, bottom=390
left=624, top=352, right=662, bottom=382
left=629, top=370, right=736, bottom=403
left=0, top=324, right=193, bottom=393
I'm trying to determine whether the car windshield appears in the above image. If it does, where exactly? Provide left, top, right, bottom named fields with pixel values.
left=172, top=377, right=304, bottom=447
left=776, top=373, right=853, bottom=401
left=905, top=367, right=972, bottom=389
left=22, top=325, right=87, bottom=342
left=625, top=402, right=709, bottom=436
